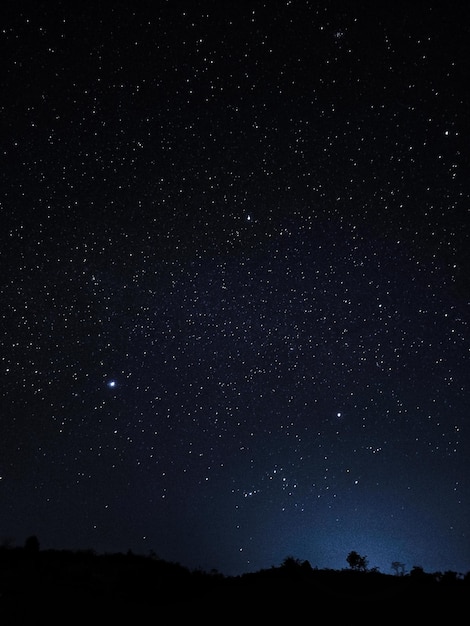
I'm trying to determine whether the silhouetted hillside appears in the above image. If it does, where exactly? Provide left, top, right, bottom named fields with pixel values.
left=0, top=542, right=468, bottom=621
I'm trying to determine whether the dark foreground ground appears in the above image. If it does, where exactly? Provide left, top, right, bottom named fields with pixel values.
left=0, top=548, right=467, bottom=622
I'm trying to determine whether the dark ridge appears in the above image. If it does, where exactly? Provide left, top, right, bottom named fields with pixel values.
left=0, top=541, right=467, bottom=621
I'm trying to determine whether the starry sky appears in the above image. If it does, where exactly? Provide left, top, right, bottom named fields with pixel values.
left=1, top=1, right=469, bottom=577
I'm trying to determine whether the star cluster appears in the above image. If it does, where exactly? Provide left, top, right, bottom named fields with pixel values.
left=1, top=1, right=469, bottom=576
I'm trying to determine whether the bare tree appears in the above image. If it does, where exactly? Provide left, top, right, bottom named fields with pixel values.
left=391, top=561, right=405, bottom=576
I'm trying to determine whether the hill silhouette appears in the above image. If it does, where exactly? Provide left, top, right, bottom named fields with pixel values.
left=0, top=538, right=467, bottom=621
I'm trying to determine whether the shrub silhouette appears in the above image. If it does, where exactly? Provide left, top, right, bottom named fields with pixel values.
left=24, top=535, right=40, bottom=553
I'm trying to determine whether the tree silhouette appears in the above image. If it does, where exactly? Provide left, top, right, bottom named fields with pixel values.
left=281, top=556, right=303, bottom=570
left=409, top=565, right=425, bottom=578
left=346, top=550, right=368, bottom=571
left=391, top=561, right=405, bottom=576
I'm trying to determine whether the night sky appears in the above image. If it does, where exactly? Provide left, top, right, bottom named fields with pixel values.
left=1, top=1, right=469, bottom=577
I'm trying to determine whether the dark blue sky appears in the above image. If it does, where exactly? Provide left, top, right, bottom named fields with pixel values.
left=1, top=1, right=469, bottom=576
